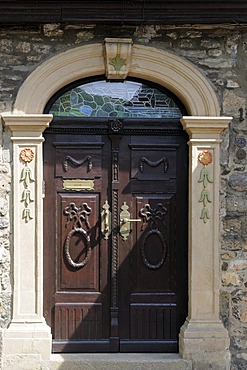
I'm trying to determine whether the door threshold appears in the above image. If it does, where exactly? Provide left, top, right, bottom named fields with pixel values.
left=42, top=353, right=192, bottom=370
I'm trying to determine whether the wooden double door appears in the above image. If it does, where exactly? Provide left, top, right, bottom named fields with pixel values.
left=43, top=118, right=188, bottom=353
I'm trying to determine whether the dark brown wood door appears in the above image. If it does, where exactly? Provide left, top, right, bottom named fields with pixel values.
left=43, top=118, right=188, bottom=353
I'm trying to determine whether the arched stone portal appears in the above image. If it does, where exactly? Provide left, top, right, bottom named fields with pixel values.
left=1, top=42, right=231, bottom=369
left=13, top=43, right=219, bottom=116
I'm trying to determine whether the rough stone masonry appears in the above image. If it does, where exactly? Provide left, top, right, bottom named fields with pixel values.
left=1, top=22, right=247, bottom=369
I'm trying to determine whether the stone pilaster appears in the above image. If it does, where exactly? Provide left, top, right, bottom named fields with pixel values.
left=179, top=116, right=232, bottom=370
left=1, top=114, right=52, bottom=370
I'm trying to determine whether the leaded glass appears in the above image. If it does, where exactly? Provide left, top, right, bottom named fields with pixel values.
left=49, top=80, right=182, bottom=118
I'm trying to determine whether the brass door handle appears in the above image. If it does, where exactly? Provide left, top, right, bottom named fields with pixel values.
left=101, top=200, right=111, bottom=240
left=121, top=218, right=141, bottom=223
left=119, top=202, right=142, bottom=241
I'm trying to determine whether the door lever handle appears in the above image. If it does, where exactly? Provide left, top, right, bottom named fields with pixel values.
left=119, top=202, right=142, bottom=241
left=121, top=218, right=141, bottom=223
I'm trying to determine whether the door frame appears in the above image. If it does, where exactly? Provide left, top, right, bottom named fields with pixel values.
left=43, top=117, right=189, bottom=353
left=1, top=41, right=231, bottom=369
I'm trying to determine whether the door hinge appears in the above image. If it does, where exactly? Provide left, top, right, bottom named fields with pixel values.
left=42, top=180, right=46, bottom=198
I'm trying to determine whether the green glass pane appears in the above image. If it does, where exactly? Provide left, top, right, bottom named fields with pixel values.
left=49, top=80, right=182, bottom=118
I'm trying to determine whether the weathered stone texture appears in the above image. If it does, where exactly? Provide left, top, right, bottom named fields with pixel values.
left=1, top=23, right=247, bottom=369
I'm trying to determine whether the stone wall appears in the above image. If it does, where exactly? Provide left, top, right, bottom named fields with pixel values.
left=0, top=23, right=247, bottom=369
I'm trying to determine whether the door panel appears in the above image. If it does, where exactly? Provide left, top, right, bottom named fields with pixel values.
left=43, top=119, right=188, bottom=353
left=44, top=130, right=111, bottom=352
left=58, top=194, right=99, bottom=291
left=118, top=134, right=183, bottom=352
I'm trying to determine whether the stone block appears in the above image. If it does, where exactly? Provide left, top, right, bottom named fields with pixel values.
left=16, top=41, right=31, bottom=53
left=223, top=90, right=245, bottom=116
left=226, top=80, right=240, bottom=88
left=198, top=57, right=232, bottom=68
left=3, top=354, right=42, bottom=370
left=229, top=172, right=247, bottom=191
left=76, top=31, right=95, bottom=43
left=228, top=259, right=247, bottom=271
left=226, top=194, right=247, bottom=214
left=42, top=354, right=192, bottom=370
left=222, top=271, right=241, bottom=286
left=43, top=24, right=64, bottom=37
left=201, top=39, right=221, bottom=49
left=207, top=49, right=222, bottom=57
left=221, top=251, right=238, bottom=260
left=0, top=39, right=13, bottom=53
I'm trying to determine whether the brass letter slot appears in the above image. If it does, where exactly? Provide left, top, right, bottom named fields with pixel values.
left=63, top=179, right=94, bottom=191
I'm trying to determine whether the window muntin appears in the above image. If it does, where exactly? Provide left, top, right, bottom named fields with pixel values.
left=49, top=80, right=182, bottom=118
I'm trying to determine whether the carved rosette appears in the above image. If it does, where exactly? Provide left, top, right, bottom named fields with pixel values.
left=20, top=148, right=35, bottom=223
left=104, top=38, right=133, bottom=79
left=198, top=150, right=213, bottom=223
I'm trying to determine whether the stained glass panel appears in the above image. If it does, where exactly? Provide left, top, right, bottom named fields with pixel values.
left=49, top=80, right=182, bottom=118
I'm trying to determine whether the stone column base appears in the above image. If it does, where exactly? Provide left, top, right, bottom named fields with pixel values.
left=2, top=322, right=51, bottom=370
left=179, top=319, right=231, bottom=370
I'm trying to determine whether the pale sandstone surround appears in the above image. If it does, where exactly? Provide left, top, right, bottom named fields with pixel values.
left=179, top=117, right=232, bottom=370
left=13, top=43, right=220, bottom=117
left=1, top=114, right=53, bottom=370
left=0, top=43, right=232, bottom=369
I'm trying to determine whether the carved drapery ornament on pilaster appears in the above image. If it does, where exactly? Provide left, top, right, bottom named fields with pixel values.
left=198, top=150, right=213, bottom=223
left=104, top=38, right=133, bottom=79
left=20, top=148, right=35, bottom=223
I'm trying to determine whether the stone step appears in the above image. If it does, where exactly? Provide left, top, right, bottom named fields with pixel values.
left=42, top=353, right=192, bottom=370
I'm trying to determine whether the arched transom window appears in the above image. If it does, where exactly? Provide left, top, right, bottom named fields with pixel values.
left=48, top=79, right=183, bottom=118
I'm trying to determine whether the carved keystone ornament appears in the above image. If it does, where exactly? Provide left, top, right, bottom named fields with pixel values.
left=104, top=38, right=133, bottom=79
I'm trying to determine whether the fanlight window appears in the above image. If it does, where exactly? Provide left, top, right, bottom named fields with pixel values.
left=49, top=80, right=182, bottom=118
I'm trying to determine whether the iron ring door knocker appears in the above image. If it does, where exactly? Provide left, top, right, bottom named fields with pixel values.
left=64, top=227, right=91, bottom=269
left=64, top=202, right=92, bottom=269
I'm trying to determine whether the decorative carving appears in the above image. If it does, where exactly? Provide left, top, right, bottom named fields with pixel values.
left=140, top=229, right=167, bottom=270
left=63, top=202, right=92, bottom=268
left=198, top=150, right=212, bottom=166
left=110, top=120, right=123, bottom=133
left=104, top=38, right=133, bottom=79
left=109, top=44, right=127, bottom=73
left=139, top=203, right=167, bottom=270
left=21, top=189, right=34, bottom=208
left=139, top=157, right=169, bottom=173
left=63, top=155, right=92, bottom=172
left=198, top=150, right=213, bottom=223
left=20, top=148, right=35, bottom=223
left=113, top=152, right=118, bottom=181
left=20, top=165, right=35, bottom=188
left=64, top=202, right=92, bottom=229
left=48, top=125, right=182, bottom=136
left=20, top=148, right=34, bottom=163
left=112, top=189, right=119, bottom=307
left=140, top=203, right=167, bottom=230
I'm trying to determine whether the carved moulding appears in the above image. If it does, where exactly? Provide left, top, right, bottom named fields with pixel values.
left=198, top=150, right=213, bottom=223
left=20, top=148, right=35, bottom=223
left=104, top=38, right=133, bottom=79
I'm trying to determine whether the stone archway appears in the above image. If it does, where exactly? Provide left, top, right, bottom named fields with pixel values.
left=13, top=43, right=219, bottom=116
left=1, top=41, right=231, bottom=370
